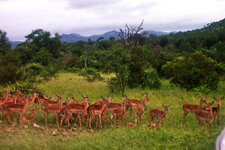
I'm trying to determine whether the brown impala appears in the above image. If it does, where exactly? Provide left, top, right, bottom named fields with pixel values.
left=123, top=94, right=149, bottom=117
left=87, top=101, right=108, bottom=129
left=212, top=97, right=224, bottom=125
left=149, top=104, right=170, bottom=125
left=194, top=101, right=214, bottom=132
left=182, top=97, right=207, bottom=123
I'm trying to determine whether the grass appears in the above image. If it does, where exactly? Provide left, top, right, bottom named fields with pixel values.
left=0, top=73, right=224, bottom=150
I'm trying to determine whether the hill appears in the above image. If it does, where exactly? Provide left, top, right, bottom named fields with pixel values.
left=60, top=30, right=168, bottom=43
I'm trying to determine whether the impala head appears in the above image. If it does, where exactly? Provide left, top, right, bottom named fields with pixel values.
left=101, top=96, right=108, bottom=101
left=143, top=93, right=149, bottom=102
left=72, top=97, right=78, bottom=103
left=203, top=101, right=214, bottom=111
left=56, top=95, right=62, bottom=100
left=67, top=97, right=71, bottom=104
left=162, top=104, right=170, bottom=112
left=200, top=97, right=207, bottom=104
left=16, top=90, right=23, bottom=96
left=133, top=117, right=138, bottom=123
left=123, top=96, right=129, bottom=104
left=213, top=97, right=224, bottom=105
left=108, top=97, right=113, bottom=103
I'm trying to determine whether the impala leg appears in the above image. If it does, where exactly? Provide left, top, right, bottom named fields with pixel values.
left=111, top=113, right=116, bottom=123
left=183, top=111, right=188, bottom=123
left=6, top=111, right=12, bottom=125
left=73, top=114, right=77, bottom=124
left=56, top=114, right=59, bottom=127
left=142, top=113, right=145, bottom=123
left=95, top=116, right=99, bottom=128
left=60, top=113, right=66, bottom=127
left=0, top=107, right=4, bottom=118
left=101, top=116, right=105, bottom=127
left=66, top=113, right=72, bottom=129
left=105, top=115, right=112, bottom=128
left=217, top=113, right=220, bottom=124
left=99, top=115, right=102, bottom=128
left=88, top=114, right=94, bottom=129
left=45, top=112, right=48, bottom=128
left=214, top=115, right=217, bottom=127
left=197, top=119, right=201, bottom=129
left=207, top=122, right=211, bottom=132
left=78, top=115, right=82, bottom=128
left=19, top=112, right=23, bottom=127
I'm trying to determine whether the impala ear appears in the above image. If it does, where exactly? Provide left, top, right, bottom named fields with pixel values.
left=221, top=97, right=224, bottom=100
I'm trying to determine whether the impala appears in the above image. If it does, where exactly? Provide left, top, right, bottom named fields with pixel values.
left=148, top=114, right=162, bottom=129
left=4, top=97, right=30, bottom=126
left=149, top=104, right=170, bottom=125
left=87, top=101, right=108, bottom=129
left=194, top=101, right=214, bottom=132
left=123, top=94, right=149, bottom=117
left=43, top=102, right=63, bottom=127
left=22, top=111, right=36, bottom=124
left=111, top=103, right=127, bottom=124
left=125, top=117, right=137, bottom=128
left=61, top=98, right=90, bottom=128
left=182, top=97, right=207, bottom=123
left=212, top=97, right=224, bottom=125
left=135, top=102, right=145, bottom=123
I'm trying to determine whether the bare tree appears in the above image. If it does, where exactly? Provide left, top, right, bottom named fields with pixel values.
left=118, top=20, right=144, bottom=54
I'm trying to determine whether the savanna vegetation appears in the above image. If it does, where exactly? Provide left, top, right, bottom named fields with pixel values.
left=0, top=18, right=225, bottom=150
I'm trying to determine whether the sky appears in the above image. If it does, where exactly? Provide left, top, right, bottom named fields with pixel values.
left=1, top=0, right=225, bottom=41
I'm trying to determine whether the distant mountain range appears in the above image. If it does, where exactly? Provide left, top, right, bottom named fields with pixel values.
left=10, top=41, right=23, bottom=49
left=60, top=30, right=169, bottom=43
left=10, top=30, right=169, bottom=48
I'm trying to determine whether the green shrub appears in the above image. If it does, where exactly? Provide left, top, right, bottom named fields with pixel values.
left=0, top=52, right=22, bottom=85
left=107, top=77, right=120, bottom=93
left=162, top=51, right=220, bottom=90
left=141, top=68, right=161, bottom=89
left=79, top=68, right=103, bottom=82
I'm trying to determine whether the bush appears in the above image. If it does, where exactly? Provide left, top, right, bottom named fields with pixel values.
left=79, top=68, right=103, bottom=82
left=107, top=77, right=120, bottom=93
left=0, top=52, right=22, bottom=85
left=141, top=68, right=161, bottom=89
left=162, top=51, right=220, bottom=90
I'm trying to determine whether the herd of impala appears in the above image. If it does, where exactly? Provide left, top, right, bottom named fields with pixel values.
left=0, top=90, right=223, bottom=132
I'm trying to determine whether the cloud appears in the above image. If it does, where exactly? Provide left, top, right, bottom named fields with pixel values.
left=64, top=0, right=119, bottom=9
left=0, top=0, right=225, bottom=40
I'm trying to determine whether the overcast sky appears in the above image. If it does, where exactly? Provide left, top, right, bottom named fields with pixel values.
left=1, top=0, right=225, bottom=41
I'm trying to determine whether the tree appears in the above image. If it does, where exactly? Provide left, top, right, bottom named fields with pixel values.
left=0, top=29, right=11, bottom=54
left=105, top=46, right=130, bottom=96
left=162, top=52, right=220, bottom=90
left=118, top=20, right=144, bottom=55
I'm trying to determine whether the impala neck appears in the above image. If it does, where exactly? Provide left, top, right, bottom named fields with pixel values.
left=217, top=103, right=221, bottom=112
left=163, top=109, right=168, bottom=117
left=100, top=103, right=106, bottom=112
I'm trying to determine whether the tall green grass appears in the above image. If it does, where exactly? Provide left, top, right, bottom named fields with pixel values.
left=0, top=73, right=224, bottom=150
